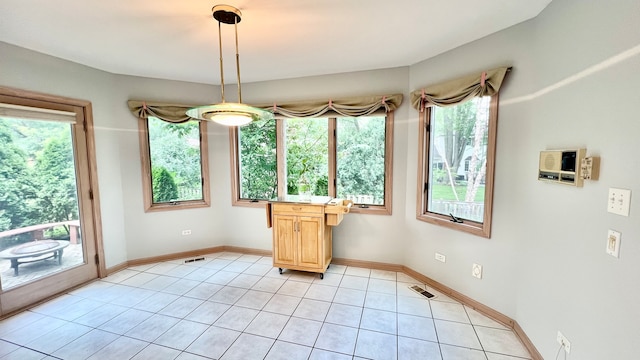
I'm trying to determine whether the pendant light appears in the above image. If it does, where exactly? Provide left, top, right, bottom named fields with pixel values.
left=187, top=5, right=272, bottom=126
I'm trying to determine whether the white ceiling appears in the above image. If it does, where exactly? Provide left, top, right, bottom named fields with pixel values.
left=0, top=0, right=552, bottom=85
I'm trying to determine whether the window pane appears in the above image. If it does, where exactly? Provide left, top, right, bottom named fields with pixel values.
left=0, top=116, right=85, bottom=288
left=238, top=117, right=277, bottom=200
left=285, top=118, right=328, bottom=197
left=336, top=116, right=386, bottom=205
left=427, top=96, right=490, bottom=222
left=148, top=117, right=203, bottom=203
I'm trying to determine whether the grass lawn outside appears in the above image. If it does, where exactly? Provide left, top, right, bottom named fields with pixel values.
left=431, top=184, right=485, bottom=202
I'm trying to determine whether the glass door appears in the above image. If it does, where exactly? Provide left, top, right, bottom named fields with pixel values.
left=0, top=92, right=101, bottom=315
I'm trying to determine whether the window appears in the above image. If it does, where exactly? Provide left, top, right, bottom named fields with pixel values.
left=231, top=112, right=394, bottom=214
left=236, top=117, right=277, bottom=200
left=336, top=116, right=388, bottom=206
left=139, top=116, right=210, bottom=211
left=285, top=118, right=329, bottom=197
left=417, top=96, right=497, bottom=237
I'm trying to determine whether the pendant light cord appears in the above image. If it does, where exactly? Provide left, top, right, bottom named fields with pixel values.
left=218, top=20, right=226, bottom=103
left=234, top=18, right=242, bottom=103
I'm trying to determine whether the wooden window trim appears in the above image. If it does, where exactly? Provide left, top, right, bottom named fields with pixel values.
left=138, top=118, right=210, bottom=212
left=0, top=86, right=106, bottom=308
left=416, top=96, right=498, bottom=238
left=230, top=112, right=394, bottom=215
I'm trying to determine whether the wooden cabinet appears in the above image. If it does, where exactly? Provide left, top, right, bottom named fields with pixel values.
left=269, top=200, right=337, bottom=278
left=268, top=198, right=352, bottom=278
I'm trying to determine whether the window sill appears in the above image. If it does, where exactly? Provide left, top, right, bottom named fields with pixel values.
left=145, top=200, right=210, bottom=212
left=233, top=199, right=391, bottom=215
left=232, top=199, right=269, bottom=208
left=416, top=212, right=490, bottom=238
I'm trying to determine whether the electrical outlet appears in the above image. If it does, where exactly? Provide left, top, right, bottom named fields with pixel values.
left=181, top=229, right=192, bottom=236
left=472, top=263, right=482, bottom=279
left=557, top=331, right=571, bottom=354
left=435, top=253, right=446, bottom=263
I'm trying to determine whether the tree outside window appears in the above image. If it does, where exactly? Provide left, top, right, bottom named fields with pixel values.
left=233, top=113, right=393, bottom=214
left=418, top=96, right=498, bottom=237
left=139, top=116, right=210, bottom=211
left=336, top=116, right=386, bottom=205
left=237, top=117, right=277, bottom=200
left=427, top=97, right=489, bottom=222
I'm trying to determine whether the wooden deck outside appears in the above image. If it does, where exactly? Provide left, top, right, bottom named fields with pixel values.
left=0, top=243, right=84, bottom=290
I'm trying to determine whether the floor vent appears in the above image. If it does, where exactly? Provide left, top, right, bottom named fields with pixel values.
left=184, top=257, right=205, bottom=263
left=409, top=285, right=436, bottom=299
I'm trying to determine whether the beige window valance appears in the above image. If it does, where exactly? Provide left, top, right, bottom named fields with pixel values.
left=127, top=100, right=197, bottom=123
left=255, top=94, right=403, bottom=118
left=128, top=94, right=402, bottom=123
left=410, top=67, right=510, bottom=111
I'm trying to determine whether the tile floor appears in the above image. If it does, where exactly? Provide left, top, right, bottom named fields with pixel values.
left=0, top=252, right=532, bottom=359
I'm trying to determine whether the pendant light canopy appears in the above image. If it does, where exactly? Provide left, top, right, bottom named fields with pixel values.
left=187, top=5, right=272, bottom=126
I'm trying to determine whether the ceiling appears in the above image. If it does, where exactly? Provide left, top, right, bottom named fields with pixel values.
left=0, top=0, right=552, bottom=85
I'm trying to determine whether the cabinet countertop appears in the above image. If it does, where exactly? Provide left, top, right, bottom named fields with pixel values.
left=269, top=195, right=333, bottom=205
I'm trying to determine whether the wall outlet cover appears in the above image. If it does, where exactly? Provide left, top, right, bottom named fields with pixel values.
left=557, top=331, right=571, bottom=354
left=472, top=263, right=482, bottom=279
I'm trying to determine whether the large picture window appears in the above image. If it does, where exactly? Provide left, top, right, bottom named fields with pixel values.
left=139, top=116, right=210, bottom=211
left=231, top=113, right=394, bottom=214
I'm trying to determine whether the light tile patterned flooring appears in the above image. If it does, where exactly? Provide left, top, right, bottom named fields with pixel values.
left=0, top=252, right=532, bottom=359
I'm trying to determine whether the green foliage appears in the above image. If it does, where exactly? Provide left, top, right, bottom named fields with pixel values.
left=314, top=176, right=328, bottom=196
left=0, top=117, right=80, bottom=249
left=286, top=119, right=328, bottom=196
left=148, top=118, right=203, bottom=201
left=237, top=116, right=387, bottom=204
left=34, top=131, right=78, bottom=224
left=0, top=120, right=37, bottom=231
left=336, top=117, right=386, bottom=204
left=430, top=97, right=490, bottom=206
left=433, top=100, right=477, bottom=174
left=431, top=184, right=485, bottom=202
left=152, top=167, right=179, bottom=203
left=432, top=169, right=448, bottom=184
left=238, top=118, right=277, bottom=200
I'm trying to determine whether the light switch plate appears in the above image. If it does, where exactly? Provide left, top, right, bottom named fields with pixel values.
left=607, top=229, right=621, bottom=258
left=607, top=188, right=631, bottom=216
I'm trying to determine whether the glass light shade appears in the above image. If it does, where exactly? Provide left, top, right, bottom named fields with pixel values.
left=186, top=102, right=272, bottom=126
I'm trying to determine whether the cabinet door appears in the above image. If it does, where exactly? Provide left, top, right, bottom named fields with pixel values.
left=298, top=216, right=323, bottom=269
left=273, top=215, right=296, bottom=266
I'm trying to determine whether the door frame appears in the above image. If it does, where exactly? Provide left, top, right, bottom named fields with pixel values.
left=0, top=86, right=105, bottom=315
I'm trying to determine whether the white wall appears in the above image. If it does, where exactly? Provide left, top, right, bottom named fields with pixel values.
left=405, top=0, right=640, bottom=359
left=517, top=1, right=640, bottom=359
left=1, top=0, right=639, bottom=357
left=112, top=76, right=228, bottom=260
